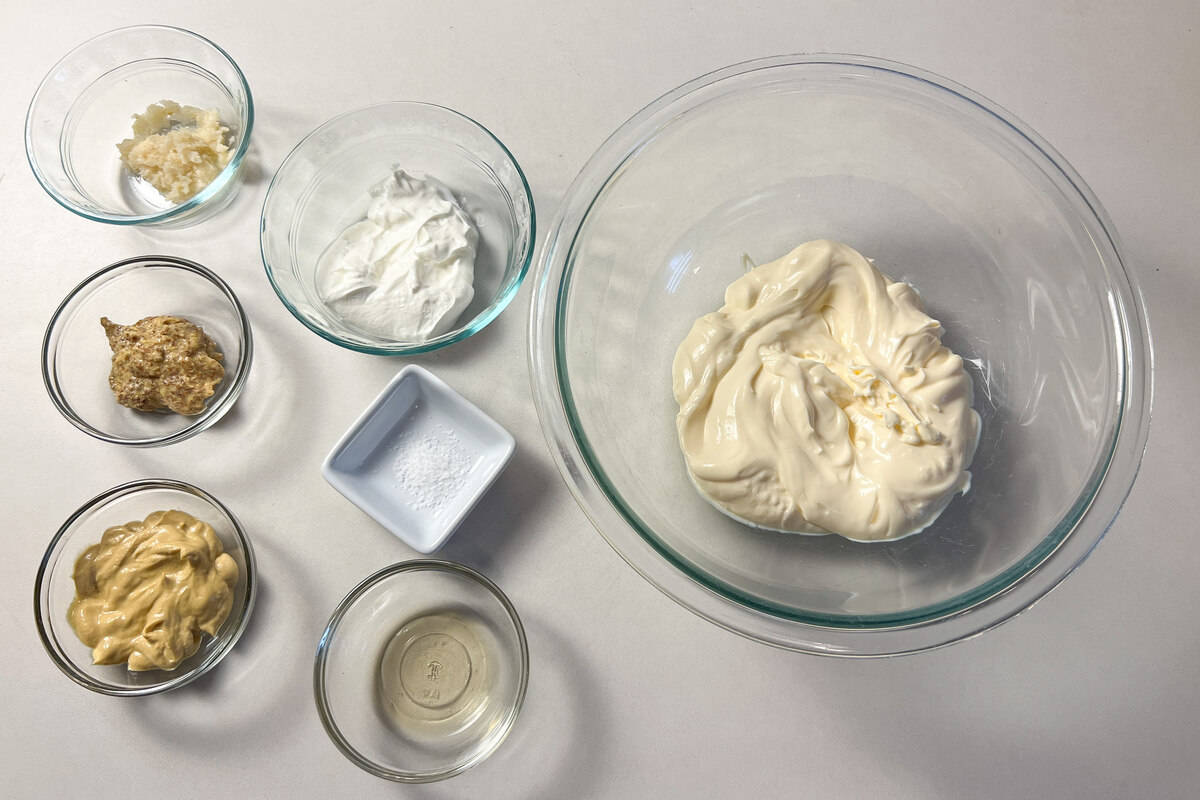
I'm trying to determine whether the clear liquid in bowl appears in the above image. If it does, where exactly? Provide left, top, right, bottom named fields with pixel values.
left=377, top=611, right=496, bottom=742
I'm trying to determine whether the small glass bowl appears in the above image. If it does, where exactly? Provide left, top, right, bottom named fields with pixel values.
left=42, top=255, right=253, bottom=447
left=314, top=561, right=529, bottom=783
left=34, top=479, right=257, bottom=696
left=25, top=25, right=254, bottom=228
left=261, top=102, right=535, bottom=355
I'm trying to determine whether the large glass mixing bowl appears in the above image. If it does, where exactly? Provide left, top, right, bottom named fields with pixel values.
left=529, top=55, right=1153, bottom=656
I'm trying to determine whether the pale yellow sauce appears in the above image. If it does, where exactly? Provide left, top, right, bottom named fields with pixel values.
left=673, top=240, right=980, bottom=542
left=68, top=510, right=238, bottom=671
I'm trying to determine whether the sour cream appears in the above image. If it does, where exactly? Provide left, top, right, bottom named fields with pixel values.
left=672, top=240, right=981, bottom=542
left=318, top=169, right=478, bottom=341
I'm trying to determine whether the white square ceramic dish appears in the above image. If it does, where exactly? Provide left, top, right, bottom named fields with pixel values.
left=322, top=365, right=515, bottom=553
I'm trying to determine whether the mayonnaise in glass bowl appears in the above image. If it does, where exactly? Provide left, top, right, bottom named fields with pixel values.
left=261, top=102, right=535, bottom=355
left=529, top=54, right=1153, bottom=656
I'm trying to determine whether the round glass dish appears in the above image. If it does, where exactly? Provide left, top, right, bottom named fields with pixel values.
left=25, top=25, right=253, bottom=228
left=42, top=255, right=253, bottom=447
left=261, top=102, right=535, bottom=355
left=34, top=479, right=256, bottom=696
left=314, top=561, right=528, bottom=783
left=529, top=54, right=1153, bottom=656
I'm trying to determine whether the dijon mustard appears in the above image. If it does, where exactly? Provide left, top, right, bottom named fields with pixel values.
left=67, top=509, right=238, bottom=671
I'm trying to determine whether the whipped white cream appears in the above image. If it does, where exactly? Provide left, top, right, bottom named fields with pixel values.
left=672, top=240, right=981, bottom=542
left=318, top=169, right=477, bottom=342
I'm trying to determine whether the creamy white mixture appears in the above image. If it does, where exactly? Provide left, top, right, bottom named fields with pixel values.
left=672, top=240, right=981, bottom=542
left=318, top=169, right=478, bottom=341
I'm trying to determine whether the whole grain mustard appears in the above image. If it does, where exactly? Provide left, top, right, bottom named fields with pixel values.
left=101, top=315, right=224, bottom=415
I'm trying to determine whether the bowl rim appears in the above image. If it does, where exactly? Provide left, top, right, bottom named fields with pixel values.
left=528, top=53, right=1154, bottom=656
left=24, top=23, right=255, bottom=226
left=41, top=254, right=254, bottom=447
left=259, top=100, right=536, bottom=356
left=313, top=559, right=530, bottom=783
left=33, top=478, right=258, bottom=696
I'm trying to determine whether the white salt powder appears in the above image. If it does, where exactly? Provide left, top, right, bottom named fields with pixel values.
left=392, top=423, right=475, bottom=512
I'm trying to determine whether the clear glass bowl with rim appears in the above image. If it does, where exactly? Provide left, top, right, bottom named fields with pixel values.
left=314, top=560, right=529, bottom=782
left=34, top=479, right=257, bottom=695
left=529, top=54, right=1154, bottom=656
left=25, top=25, right=254, bottom=228
left=260, top=102, right=535, bottom=355
left=41, top=255, right=253, bottom=447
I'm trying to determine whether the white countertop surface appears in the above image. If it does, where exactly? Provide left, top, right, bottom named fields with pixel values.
left=3, top=1, right=1197, bottom=797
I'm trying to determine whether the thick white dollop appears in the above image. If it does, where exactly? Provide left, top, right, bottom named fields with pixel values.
left=318, top=169, right=478, bottom=341
left=672, top=240, right=981, bottom=542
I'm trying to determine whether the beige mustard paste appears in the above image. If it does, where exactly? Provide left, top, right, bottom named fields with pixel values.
left=672, top=240, right=980, bottom=542
left=101, top=315, right=224, bottom=415
left=68, top=510, right=239, bottom=671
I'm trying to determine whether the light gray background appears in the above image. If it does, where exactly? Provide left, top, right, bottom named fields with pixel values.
left=2, top=1, right=1196, bottom=797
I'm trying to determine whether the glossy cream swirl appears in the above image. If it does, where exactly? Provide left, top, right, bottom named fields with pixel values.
left=672, top=240, right=980, bottom=542
left=68, top=510, right=238, bottom=671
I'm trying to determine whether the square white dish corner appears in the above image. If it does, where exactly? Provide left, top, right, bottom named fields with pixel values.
left=322, top=364, right=515, bottom=553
